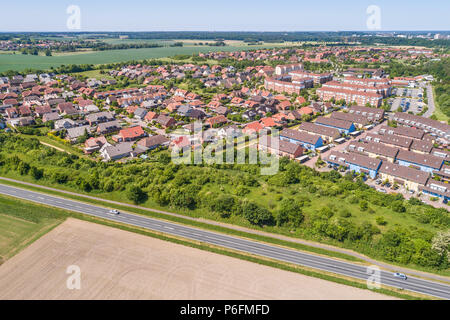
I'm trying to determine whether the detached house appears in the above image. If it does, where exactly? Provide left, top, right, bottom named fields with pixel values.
left=137, top=135, right=170, bottom=151
left=97, top=120, right=121, bottom=134
left=114, top=126, right=146, bottom=142
left=57, top=102, right=77, bottom=115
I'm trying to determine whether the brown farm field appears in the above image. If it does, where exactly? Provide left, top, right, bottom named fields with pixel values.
left=0, top=218, right=396, bottom=300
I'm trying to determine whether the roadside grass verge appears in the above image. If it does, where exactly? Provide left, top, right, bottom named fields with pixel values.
left=0, top=193, right=424, bottom=300
left=0, top=195, right=66, bottom=262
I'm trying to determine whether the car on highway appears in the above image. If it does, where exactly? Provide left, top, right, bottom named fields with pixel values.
left=393, top=273, right=408, bottom=280
left=109, top=209, right=120, bottom=215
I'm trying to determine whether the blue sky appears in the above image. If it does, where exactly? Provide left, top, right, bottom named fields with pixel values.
left=0, top=0, right=449, bottom=32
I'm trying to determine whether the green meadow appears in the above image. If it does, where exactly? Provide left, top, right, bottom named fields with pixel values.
left=0, top=42, right=287, bottom=73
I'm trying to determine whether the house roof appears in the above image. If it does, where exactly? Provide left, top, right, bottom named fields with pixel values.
left=138, top=135, right=170, bottom=148
left=379, top=162, right=429, bottom=185
left=348, top=141, right=399, bottom=159
left=331, top=111, right=370, bottom=125
left=365, top=133, right=413, bottom=149
left=315, top=116, right=354, bottom=130
left=259, top=137, right=303, bottom=156
left=397, top=149, right=444, bottom=169
left=299, top=122, right=341, bottom=138
left=119, top=126, right=145, bottom=140
left=280, top=128, right=321, bottom=145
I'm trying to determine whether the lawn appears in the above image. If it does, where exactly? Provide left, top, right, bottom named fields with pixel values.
left=432, top=87, right=450, bottom=123
left=73, top=69, right=115, bottom=80
left=0, top=195, right=66, bottom=262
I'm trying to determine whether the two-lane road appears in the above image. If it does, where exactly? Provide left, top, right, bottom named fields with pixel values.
left=0, top=183, right=449, bottom=299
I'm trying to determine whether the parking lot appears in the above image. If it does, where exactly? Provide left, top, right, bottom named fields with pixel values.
left=389, top=97, right=425, bottom=114
left=392, top=87, right=423, bottom=98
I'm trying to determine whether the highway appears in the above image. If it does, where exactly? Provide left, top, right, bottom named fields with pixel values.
left=0, top=183, right=449, bottom=299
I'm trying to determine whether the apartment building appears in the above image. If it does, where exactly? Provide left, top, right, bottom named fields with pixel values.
left=322, top=80, right=392, bottom=97
left=288, top=70, right=333, bottom=84
left=316, top=87, right=383, bottom=107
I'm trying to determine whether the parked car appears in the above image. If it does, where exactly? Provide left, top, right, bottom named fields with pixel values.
left=378, top=189, right=387, bottom=193
left=393, top=273, right=408, bottom=280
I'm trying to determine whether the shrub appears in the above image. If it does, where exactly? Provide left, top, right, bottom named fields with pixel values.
left=376, top=216, right=387, bottom=226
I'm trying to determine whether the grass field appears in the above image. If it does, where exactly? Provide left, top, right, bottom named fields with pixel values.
left=432, top=87, right=450, bottom=123
left=0, top=195, right=66, bottom=263
left=0, top=42, right=288, bottom=73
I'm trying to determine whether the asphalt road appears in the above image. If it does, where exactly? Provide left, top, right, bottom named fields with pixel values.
left=1, top=183, right=449, bottom=299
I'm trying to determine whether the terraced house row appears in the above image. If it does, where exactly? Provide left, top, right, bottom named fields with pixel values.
left=325, top=150, right=449, bottom=201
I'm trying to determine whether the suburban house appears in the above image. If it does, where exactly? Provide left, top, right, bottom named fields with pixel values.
left=315, top=116, right=356, bottom=134
left=393, top=112, right=450, bottom=140
left=347, top=141, right=399, bottom=163
left=205, top=115, right=228, bottom=128
left=155, top=115, right=176, bottom=128
left=258, top=137, right=304, bottom=159
left=298, top=122, right=341, bottom=142
left=280, top=128, right=323, bottom=150
left=100, top=142, right=134, bottom=161
left=378, top=125, right=424, bottom=140
left=97, top=120, right=121, bottom=134
left=86, top=111, right=115, bottom=126
left=84, top=136, right=108, bottom=154
left=137, top=135, right=170, bottom=151
left=326, top=151, right=382, bottom=178
left=378, top=162, right=429, bottom=192
left=330, top=111, right=370, bottom=129
left=396, top=149, right=444, bottom=173
left=54, top=118, right=76, bottom=130
left=348, top=105, right=385, bottom=122
left=114, top=126, right=146, bottom=142
left=365, top=133, right=413, bottom=150
left=66, top=125, right=90, bottom=142
left=420, top=180, right=450, bottom=201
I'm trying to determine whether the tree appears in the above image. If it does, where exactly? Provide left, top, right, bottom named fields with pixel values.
left=376, top=216, right=387, bottom=226
left=30, top=166, right=43, bottom=180
left=359, top=200, right=368, bottom=211
left=242, top=201, right=273, bottom=226
left=432, top=230, right=450, bottom=262
left=276, top=198, right=304, bottom=227
left=126, top=185, right=147, bottom=204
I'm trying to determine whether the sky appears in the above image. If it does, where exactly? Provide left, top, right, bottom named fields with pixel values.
left=0, top=0, right=449, bottom=32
